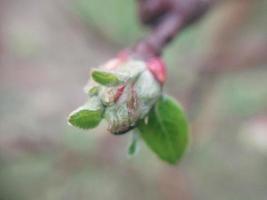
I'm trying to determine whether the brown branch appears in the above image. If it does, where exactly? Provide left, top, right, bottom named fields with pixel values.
left=132, top=0, right=213, bottom=59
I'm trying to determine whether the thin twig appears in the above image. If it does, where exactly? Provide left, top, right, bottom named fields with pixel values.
left=133, top=0, right=213, bottom=59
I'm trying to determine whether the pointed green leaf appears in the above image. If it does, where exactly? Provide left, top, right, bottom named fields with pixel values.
left=138, top=95, right=189, bottom=164
left=88, top=86, right=100, bottom=96
left=68, top=97, right=104, bottom=129
left=68, top=109, right=103, bottom=129
left=91, top=70, right=121, bottom=86
left=128, top=131, right=139, bottom=156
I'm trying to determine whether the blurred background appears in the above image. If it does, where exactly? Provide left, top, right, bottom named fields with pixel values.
left=0, top=0, right=267, bottom=199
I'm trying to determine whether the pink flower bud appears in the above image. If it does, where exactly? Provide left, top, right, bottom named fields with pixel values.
left=114, top=85, right=126, bottom=102
left=147, top=57, right=166, bottom=84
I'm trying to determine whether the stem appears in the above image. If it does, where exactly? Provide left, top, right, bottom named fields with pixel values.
left=133, top=0, right=213, bottom=58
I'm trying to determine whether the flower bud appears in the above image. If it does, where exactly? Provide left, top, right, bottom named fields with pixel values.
left=147, top=57, right=166, bottom=85
left=102, top=59, right=161, bottom=134
left=68, top=56, right=163, bottom=135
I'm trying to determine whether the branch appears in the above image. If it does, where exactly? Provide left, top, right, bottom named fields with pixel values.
left=132, top=0, right=213, bottom=59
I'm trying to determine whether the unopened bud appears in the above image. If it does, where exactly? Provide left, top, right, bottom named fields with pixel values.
left=68, top=56, right=164, bottom=135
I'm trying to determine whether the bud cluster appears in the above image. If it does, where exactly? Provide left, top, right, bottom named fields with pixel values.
left=68, top=56, right=166, bottom=135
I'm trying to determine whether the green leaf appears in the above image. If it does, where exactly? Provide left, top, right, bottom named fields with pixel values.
left=68, top=97, right=104, bottom=129
left=138, top=95, right=189, bottom=164
left=88, top=86, right=100, bottom=96
left=91, top=70, right=121, bottom=86
left=128, top=131, right=139, bottom=156
left=68, top=109, right=103, bottom=129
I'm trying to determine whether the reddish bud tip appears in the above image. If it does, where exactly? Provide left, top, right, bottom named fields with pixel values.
left=117, top=50, right=129, bottom=61
left=114, top=85, right=125, bottom=102
left=105, top=58, right=121, bottom=70
left=147, top=57, right=166, bottom=84
left=105, top=51, right=129, bottom=70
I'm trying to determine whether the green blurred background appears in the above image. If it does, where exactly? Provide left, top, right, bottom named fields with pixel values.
left=0, top=0, right=267, bottom=199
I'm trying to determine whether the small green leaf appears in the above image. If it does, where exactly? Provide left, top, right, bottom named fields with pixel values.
left=128, top=131, right=139, bottom=156
left=91, top=70, right=121, bottom=86
left=88, top=86, right=100, bottom=96
left=68, top=109, right=102, bottom=129
left=68, top=97, right=104, bottom=129
left=138, top=95, right=189, bottom=164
